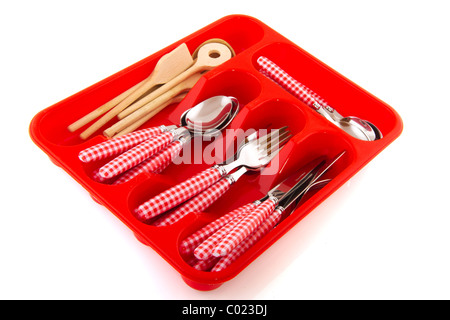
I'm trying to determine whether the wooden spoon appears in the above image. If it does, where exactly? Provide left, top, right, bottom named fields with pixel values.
left=117, top=42, right=233, bottom=119
left=103, top=73, right=203, bottom=137
left=79, top=43, right=194, bottom=140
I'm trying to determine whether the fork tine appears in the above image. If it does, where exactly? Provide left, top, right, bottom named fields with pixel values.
left=265, top=133, right=292, bottom=156
left=256, top=128, right=289, bottom=153
left=258, top=133, right=292, bottom=163
left=258, top=129, right=291, bottom=154
left=257, top=126, right=289, bottom=144
left=257, top=135, right=291, bottom=162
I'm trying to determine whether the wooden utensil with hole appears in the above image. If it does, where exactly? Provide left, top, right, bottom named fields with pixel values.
left=117, top=42, right=233, bottom=120
left=103, top=73, right=202, bottom=137
left=191, top=38, right=236, bottom=60
left=78, top=43, right=194, bottom=140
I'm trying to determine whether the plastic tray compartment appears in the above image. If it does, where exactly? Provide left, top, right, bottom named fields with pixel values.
left=29, top=15, right=403, bottom=290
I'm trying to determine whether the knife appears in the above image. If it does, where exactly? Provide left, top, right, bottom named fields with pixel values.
left=189, top=157, right=325, bottom=260
left=211, top=151, right=345, bottom=258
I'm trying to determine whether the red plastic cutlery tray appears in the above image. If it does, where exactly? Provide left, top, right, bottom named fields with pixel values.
left=29, top=15, right=403, bottom=290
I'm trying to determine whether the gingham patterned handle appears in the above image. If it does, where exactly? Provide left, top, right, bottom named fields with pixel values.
left=179, top=202, right=258, bottom=256
left=112, top=140, right=183, bottom=184
left=98, top=131, right=174, bottom=179
left=194, top=209, right=250, bottom=260
left=212, top=198, right=277, bottom=257
left=91, top=168, right=109, bottom=183
left=257, top=56, right=331, bottom=110
left=192, top=256, right=220, bottom=271
left=78, top=126, right=163, bottom=163
left=152, top=178, right=232, bottom=227
left=211, top=209, right=282, bottom=272
left=135, top=167, right=224, bottom=222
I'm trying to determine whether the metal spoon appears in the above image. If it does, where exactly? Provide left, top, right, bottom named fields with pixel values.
left=97, top=96, right=239, bottom=179
left=313, top=102, right=382, bottom=141
left=179, top=95, right=239, bottom=138
left=257, top=56, right=382, bottom=142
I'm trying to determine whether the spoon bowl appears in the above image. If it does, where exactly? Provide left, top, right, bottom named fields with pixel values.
left=339, top=116, right=382, bottom=141
left=94, top=95, right=240, bottom=180
left=180, top=96, right=239, bottom=137
left=313, top=102, right=382, bottom=141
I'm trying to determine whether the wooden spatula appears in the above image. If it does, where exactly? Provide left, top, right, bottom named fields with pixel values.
left=117, top=42, right=233, bottom=120
left=77, top=43, right=194, bottom=139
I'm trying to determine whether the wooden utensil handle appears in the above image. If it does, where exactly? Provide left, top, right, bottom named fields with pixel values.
left=118, top=64, right=201, bottom=119
left=67, top=79, right=146, bottom=132
left=112, top=93, right=187, bottom=137
left=105, top=73, right=201, bottom=137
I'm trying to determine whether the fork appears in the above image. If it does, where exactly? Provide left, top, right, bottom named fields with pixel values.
left=135, top=127, right=291, bottom=222
left=151, top=129, right=291, bottom=226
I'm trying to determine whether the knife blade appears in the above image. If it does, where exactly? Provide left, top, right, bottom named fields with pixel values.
left=278, top=150, right=346, bottom=215
left=267, top=157, right=326, bottom=202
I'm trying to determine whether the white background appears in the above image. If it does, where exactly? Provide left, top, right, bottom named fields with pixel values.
left=1, top=0, right=449, bottom=300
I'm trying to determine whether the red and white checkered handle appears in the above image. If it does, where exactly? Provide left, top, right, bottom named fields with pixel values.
left=192, top=256, right=220, bottom=271
left=135, top=166, right=225, bottom=222
left=193, top=202, right=259, bottom=260
left=152, top=178, right=233, bottom=227
left=149, top=141, right=184, bottom=174
left=78, top=126, right=163, bottom=163
left=91, top=168, right=109, bottom=183
left=257, top=56, right=331, bottom=111
left=98, top=131, right=174, bottom=179
left=212, top=198, right=277, bottom=257
left=179, top=202, right=257, bottom=256
left=112, top=140, right=183, bottom=184
left=211, top=209, right=282, bottom=272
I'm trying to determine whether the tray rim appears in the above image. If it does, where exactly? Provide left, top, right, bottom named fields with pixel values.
left=28, top=14, right=403, bottom=290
